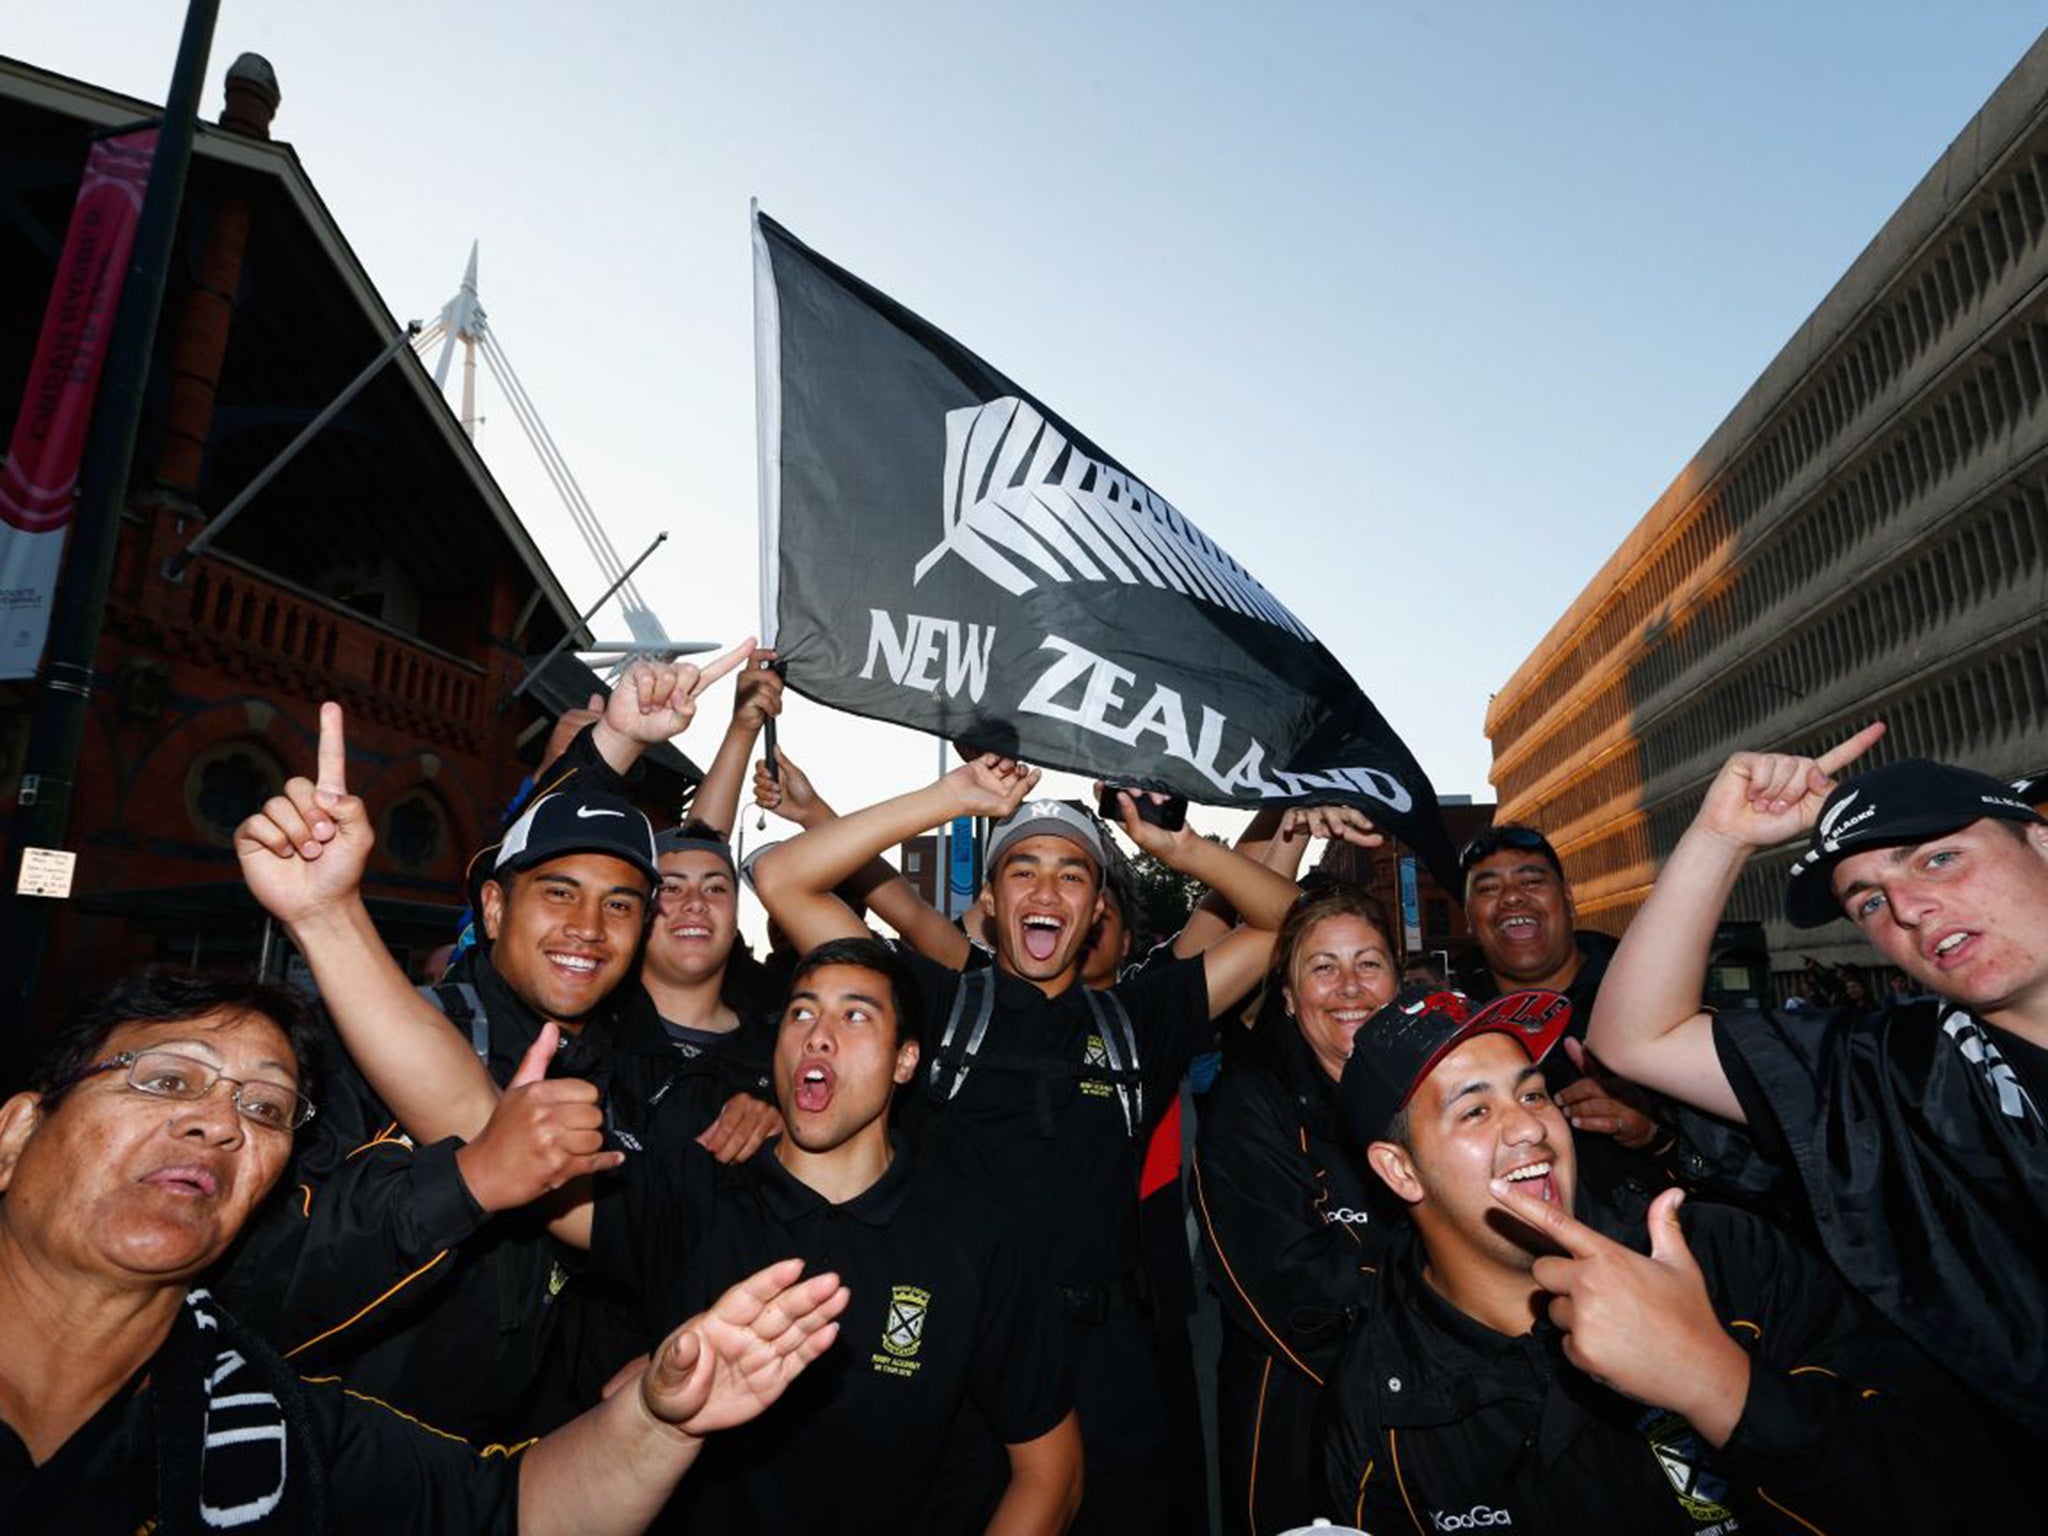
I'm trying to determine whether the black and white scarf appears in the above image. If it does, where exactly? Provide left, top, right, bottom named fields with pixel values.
left=1940, top=1005, right=2045, bottom=1129
left=151, top=1288, right=326, bottom=1535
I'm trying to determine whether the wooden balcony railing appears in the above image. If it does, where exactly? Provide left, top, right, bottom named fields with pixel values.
left=163, top=553, right=488, bottom=741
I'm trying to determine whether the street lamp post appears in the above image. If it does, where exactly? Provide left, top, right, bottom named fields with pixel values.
left=1, top=0, right=222, bottom=1085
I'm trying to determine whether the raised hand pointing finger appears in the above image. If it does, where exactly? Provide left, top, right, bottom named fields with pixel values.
left=235, top=701, right=375, bottom=923
left=690, top=637, right=756, bottom=696
left=1813, top=719, right=1887, bottom=781
left=316, top=700, right=348, bottom=805
left=1488, top=1173, right=1610, bottom=1256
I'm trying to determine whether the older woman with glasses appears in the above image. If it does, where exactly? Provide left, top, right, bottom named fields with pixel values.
left=0, top=969, right=844, bottom=1535
left=1191, top=885, right=1404, bottom=1536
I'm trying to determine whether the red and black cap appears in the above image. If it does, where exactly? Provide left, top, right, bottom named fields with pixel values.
left=1785, top=758, right=2046, bottom=928
left=1338, top=985, right=1572, bottom=1146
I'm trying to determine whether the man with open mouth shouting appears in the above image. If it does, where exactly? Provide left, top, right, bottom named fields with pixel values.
left=749, top=757, right=1285, bottom=1533
left=1321, top=984, right=2009, bottom=1535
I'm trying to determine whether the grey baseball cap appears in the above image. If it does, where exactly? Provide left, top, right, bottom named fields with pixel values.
left=987, top=799, right=1110, bottom=874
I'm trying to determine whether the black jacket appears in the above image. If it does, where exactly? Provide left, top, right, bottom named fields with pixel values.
left=1323, top=1200, right=2016, bottom=1535
left=214, top=952, right=657, bottom=1439
left=1703, top=998, right=2048, bottom=1446
left=1193, top=1013, right=1395, bottom=1536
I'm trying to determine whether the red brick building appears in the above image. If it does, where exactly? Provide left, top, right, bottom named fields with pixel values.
left=0, top=55, right=693, bottom=1011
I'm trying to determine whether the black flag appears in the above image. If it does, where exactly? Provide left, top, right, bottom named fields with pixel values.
left=752, top=209, right=1460, bottom=887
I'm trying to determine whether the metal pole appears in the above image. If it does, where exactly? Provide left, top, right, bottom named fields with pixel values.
left=163, top=319, right=421, bottom=581
left=1, top=0, right=220, bottom=1081
left=573, top=640, right=716, bottom=657
left=503, top=530, right=668, bottom=709
left=936, top=735, right=950, bottom=917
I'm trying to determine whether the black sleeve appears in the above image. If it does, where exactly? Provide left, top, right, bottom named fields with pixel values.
left=1694, top=1203, right=2020, bottom=1528
left=533, top=719, right=631, bottom=797
left=587, top=1135, right=714, bottom=1317
left=1192, top=1079, right=1382, bottom=1383
left=893, top=947, right=967, bottom=1054
left=309, top=1375, right=521, bottom=1532
left=1112, top=955, right=1212, bottom=1107
left=1709, top=1012, right=1796, bottom=1165
left=213, top=1034, right=490, bottom=1356
left=966, top=1236, right=1073, bottom=1446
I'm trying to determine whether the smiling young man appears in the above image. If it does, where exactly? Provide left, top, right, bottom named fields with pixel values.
left=1587, top=726, right=2048, bottom=1449
left=617, top=651, right=791, bottom=1167
left=0, top=971, right=847, bottom=1534
left=749, top=757, right=1283, bottom=1532
left=220, top=651, right=752, bottom=1439
left=629, top=829, right=779, bottom=1156
left=1320, top=984, right=2009, bottom=1535
left=220, top=777, right=664, bottom=1438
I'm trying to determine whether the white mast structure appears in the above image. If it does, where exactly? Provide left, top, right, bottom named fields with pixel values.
left=412, top=243, right=702, bottom=661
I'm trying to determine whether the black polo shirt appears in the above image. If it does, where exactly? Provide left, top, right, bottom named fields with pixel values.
left=895, top=950, right=1209, bottom=1473
left=0, top=1362, right=520, bottom=1533
left=590, top=1133, right=1069, bottom=1530
left=897, top=951, right=1210, bottom=1293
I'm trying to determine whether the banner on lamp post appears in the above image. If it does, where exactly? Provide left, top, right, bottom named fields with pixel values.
left=0, top=130, right=156, bottom=681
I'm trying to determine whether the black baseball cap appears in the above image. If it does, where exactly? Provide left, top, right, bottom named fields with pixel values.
left=493, top=786, right=659, bottom=887
left=1784, top=758, right=2046, bottom=928
left=1338, top=985, right=1573, bottom=1146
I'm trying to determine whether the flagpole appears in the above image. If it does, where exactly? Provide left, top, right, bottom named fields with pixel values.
left=936, top=735, right=949, bottom=917
left=163, top=319, right=422, bottom=582
left=750, top=200, right=784, bottom=785
left=1, top=0, right=220, bottom=1082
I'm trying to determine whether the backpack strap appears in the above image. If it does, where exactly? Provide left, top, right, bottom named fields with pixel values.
left=420, top=981, right=490, bottom=1061
left=925, top=968, right=1149, bottom=1141
left=1081, top=986, right=1145, bottom=1138
left=926, top=966, right=997, bottom=1103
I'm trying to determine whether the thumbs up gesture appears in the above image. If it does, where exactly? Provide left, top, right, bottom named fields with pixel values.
left=235, top=701, right=375, bottom=926
left=454, top=1023, right=626, bottom=1214
left=1487, top=1184, right=1753, bottom=1446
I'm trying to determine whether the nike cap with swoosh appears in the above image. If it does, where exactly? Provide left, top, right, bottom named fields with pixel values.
left=1784, top=757, right=2047, bottom=928
left=494, top=787, right=659, bottom=886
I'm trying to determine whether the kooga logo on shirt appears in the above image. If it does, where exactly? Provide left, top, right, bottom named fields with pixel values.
left=1432, top=1508, right=1513, bottom=1531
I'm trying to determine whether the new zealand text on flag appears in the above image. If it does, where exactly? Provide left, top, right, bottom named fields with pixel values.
left=751, top=207, right=1459, bottom=887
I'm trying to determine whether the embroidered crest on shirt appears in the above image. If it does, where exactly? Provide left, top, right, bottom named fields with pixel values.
left=1638, top=1407, right=1735, bottom=1527
left=1080, top=1034, right=1114, bottom=1098
left=873, top=1285, right=932, bottom=1378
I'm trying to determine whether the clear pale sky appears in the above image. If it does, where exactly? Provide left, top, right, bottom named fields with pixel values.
left=15, top=3, right=2048, bottom=841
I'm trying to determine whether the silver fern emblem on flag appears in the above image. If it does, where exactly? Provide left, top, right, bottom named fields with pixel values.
left=913, top=397, right=1316, bottom=643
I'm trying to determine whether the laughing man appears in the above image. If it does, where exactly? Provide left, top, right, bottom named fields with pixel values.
left=1321, top=984, right=2008, bottom=1534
